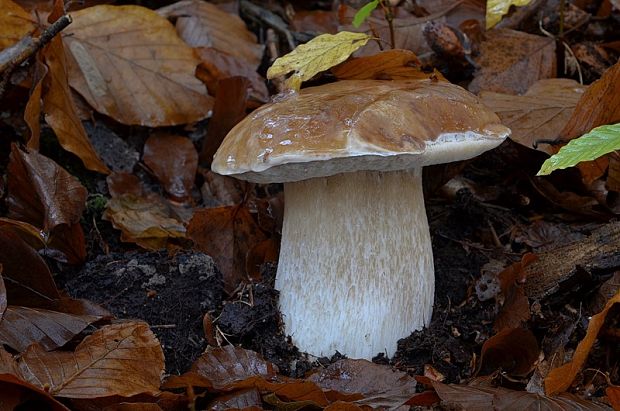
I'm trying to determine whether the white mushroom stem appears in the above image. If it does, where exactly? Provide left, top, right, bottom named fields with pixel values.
left=275, top=168, right=434, bottom=360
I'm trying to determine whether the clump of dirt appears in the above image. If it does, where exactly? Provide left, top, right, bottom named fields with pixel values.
left=58, top=251, right=223, bottom=374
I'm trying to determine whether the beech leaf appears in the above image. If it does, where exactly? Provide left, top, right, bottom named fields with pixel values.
left=267, top=31, right=371, bottom=91
left=538, top=123, right=620, bottom=175
left=486, top=0, right=533, bottom=29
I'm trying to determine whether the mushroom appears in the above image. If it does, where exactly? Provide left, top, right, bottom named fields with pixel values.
left=211, top=79, right=510, bottom=359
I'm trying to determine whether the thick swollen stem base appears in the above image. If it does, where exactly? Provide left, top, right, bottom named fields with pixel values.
left=276, top=169, right=434, bottom=360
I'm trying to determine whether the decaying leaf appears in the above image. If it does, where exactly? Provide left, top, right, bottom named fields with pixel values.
left=0, top=305, right=101, bottom=352
left=308, top=359, right=418, bottom=409
left=267, top=31, right=371, bottom=91
left=63, top=5, right=213, bottom=126
left=158, top=0, right=264, bottom=69
left=0, top=0, right=35, bottom=50
left=17, top=321, right=164, bottom=398
left=41, top=35, right=110, bottom=174
left=478, top=328, right=539, bottom=377
left=0, top=270, right=6, bottom=320
left=469, top=29, right=556, bottom=95
left=486, top=0, right=533, bottom=29
left=331, top=49, right=445, bottom=81
left=7, top=144, right=87, bottom=231
left=545, top=289, right=620, bottom=395
left=142, top=133, right=198, bottom=201
left=480, top=79, right=585, bottom=154
left=0, top=373, right=70, bottom=411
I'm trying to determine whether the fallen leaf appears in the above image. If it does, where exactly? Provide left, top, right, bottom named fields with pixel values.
left=143, top=133, right=198, bottom=202
left=158, top=0, right=264, bottom=69
left=0, top=0, right=35, bottom=50
left=560, top=61, right=620, bottom=141
left=0, top=227, right=61, bottom=307
left=18, top=321, right=164, bottom=398
left=0, top=271, right=5, bottom=320
left=478, top=328, right=539, bottom=376
left=0, top=374, right=70, bottom=411
left=607, top=386, right=620, bottom=410
left=24, top=58, right=47, bottom=148
left=486, top=0, right=533, bottom=29
left=0, top=305, right=101, bottom=352
left=63, top=5, right=213, bottom=126
left=308, top=359, right=418, bottom=409
left=480, top=79, right=585, bottom=154
left=102, top=403, right=162, bottom=411
left=332, top=49, right=445, bottom=81
left=545, top=289, right=620, bottom=395
left=188, top=205, right=268, bottom=292
left=292, top=10, right=339, bottom=34
left=191, top=346, right=278, bottom=390
left=469, top=29, right=556, bottom=95
left=200, top=76, right=250, bottom=166
left=267, top=31, right=371, bottom=91
left=103, top=172, right=187, bottom=249
left=207, top=388, right=262, bottom=410
left=6, top=144, right=87, bottom=231
left=195, top=47, right=268, bottom=104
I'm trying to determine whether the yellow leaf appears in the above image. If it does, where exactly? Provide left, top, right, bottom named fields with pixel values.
left=267, top=31, right=371, bottom=91
left=0, top=0, right=35, bottom=50
left=486, top=0, right=533, bottom=29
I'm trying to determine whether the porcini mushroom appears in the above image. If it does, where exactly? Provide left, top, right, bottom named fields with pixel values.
left=212, top=79, right=510, bottom=359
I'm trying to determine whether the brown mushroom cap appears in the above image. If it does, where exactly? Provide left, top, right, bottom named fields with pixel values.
left=212, top=79, right=510, bottom=183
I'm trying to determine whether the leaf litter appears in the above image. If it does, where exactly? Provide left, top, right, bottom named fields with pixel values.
left=0, top=0, right=620, bottom=409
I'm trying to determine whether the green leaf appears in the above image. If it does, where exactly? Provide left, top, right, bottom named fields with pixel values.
left=353, top=0, right=379, bottom=28
left=537, top=123, right=620, bottom=176
left=486, top=0, right=533, bottom=29
left=266, top=31, right=371, bottom=91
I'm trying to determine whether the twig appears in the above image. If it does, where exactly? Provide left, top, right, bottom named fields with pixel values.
left=0, top=14, right=72, bottom=98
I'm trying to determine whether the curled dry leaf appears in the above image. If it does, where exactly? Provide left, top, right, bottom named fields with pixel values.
left=142, top=133, right=198, bottom=202
left=469, top=29, right=556, bottom=95
left=158, top=0, right=264, bottom=69
left=331, top=49, right=446, bottom=81
left=17, top=321, right=164, bottom=398
left=0, top=305, right=101, bottom=352
left=7, top=144, right=87, bottom=231
left=41, top=35, right=110, bottom=174
left=63, top=5, right=213, bottom=126
left=0, top=373, right=70, bottom=411
left=480, top=79, right=585, bottom=155
left=545, top=289, right=620, bottom=396
left=0, top=0, right=35, bottom=50
left=103, top=173, right=187, bottom=250
left=308, top=359, right=418, bottom=409
left=0, top=226, right=61, bottom=307
left=478, top=328, right=539, bottom=377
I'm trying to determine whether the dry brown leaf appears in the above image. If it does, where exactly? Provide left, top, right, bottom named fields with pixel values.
left=143, top=133, right=198, bottom=201
left=0, top=271, right=6, bottom=321
left=24, top=58, right=46, bottom=148
left=478, top=328, right=539, bottom=377
left=158, top=0, right=264, bottom=69
left=195, top=47, right=268, bottom=104
left=292, top=10, right=339, bottom=34
left=432, top=383, right=611, bottom=410
left=469, top=29, right=556, bottom=95
left=545, top=289, right=620, bottom=395
left=187, top=205, right=268, bottom=292
left=607, top=386, right=620, bottom=410
left=207, top=388, right=263, bottom=410
left=191, top=345, right=278, bottom=389
left=102, top=403, right=162, bottom=411
left=41, top=34, right=110, bottom=174
left=0, top=0, right=35, bottom=50
left=561, top=61, right=620, bottom=141
left=480, top=79, right=585, bottom=155
left=18, top=321, right=164, bottom=398
left=200, top=76, right=250, bottom=166
left=0, top=226, right=61, bottom=307
left=308, top=359, right=418, bottom=409
left=0, top=373, right=71, bottom=411
left=63, top=5, right=213, bottom=126
left=7, top=144, right=87, bottom=231
left=332, top=49, right=445, bottom=81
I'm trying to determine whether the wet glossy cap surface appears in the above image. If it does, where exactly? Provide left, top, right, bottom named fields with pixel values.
left=212, top=79, right=510, bottom=183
